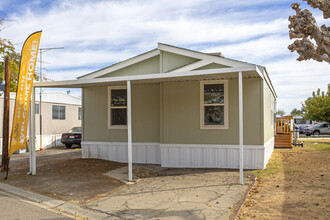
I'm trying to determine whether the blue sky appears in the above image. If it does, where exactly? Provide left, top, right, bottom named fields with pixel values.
left=1, top=0, right=329, bottom=113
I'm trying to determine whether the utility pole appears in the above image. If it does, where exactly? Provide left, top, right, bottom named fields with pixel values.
left=38, top=47, right=64, bottom=151
left=1, top=56, right=10, bottom=173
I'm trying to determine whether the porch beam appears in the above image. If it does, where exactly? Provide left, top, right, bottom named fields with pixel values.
left=238, top=71, right=243, bottom=184
left=29, top=86, right=36, bottom=175
left=127, top=80, right=133, bottom=181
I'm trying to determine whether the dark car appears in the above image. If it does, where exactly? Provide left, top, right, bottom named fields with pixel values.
left=61, top=127, right=82, bottom=148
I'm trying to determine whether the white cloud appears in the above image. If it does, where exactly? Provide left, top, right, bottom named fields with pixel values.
left=1, top=0, right=329, bottom=112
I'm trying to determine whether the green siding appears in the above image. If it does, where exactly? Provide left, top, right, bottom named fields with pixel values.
left=263, top=81, right=275, bottom=143
left=83, top=79, right=263, bottom=145
left=83, top=84, right=160, bottom=142
left=193, top=62, right=230, bottom=70
left=162, top=79, right=263, bottom=145
left=98, top=55, right=160, bottom=78
left=162, top=51, right=199, bottom=72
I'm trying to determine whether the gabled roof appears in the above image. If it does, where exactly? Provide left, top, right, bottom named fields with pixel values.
left=78, top=43, right=255, bottom=80
left=35, top=43, right=276, bottom=98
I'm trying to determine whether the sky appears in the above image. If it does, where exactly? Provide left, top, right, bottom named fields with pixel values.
left=1, top=0, right=329, bottom=114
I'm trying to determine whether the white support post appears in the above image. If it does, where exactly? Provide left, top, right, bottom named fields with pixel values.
left=29, top=86, right=36, bottom=175
left=127, top=80, right=133, bottom=181
left=238, top=71, right=243, bottom=184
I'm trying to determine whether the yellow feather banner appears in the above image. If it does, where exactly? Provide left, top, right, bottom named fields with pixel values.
left=9, top=31, right=42, bottom=156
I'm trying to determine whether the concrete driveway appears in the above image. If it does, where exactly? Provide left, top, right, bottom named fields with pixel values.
left=87, top=167, right=253, bottom=220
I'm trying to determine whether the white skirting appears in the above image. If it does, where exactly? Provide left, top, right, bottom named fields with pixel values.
left=82, top=142, right=160, bottom=164
left=81, top=139, right=274, bottom=169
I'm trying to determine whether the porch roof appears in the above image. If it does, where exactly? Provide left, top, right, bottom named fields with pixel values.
left=35, top=64, right=270, bottom=88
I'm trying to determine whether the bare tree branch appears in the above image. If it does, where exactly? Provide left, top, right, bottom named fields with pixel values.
left=288, top=2, right=330, bottom=64
left=303, top=0, right=330, bottom=19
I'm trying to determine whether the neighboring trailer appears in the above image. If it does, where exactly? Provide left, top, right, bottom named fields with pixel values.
left=0, top=92, right=81, bottom=153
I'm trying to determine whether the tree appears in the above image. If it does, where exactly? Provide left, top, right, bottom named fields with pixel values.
left=0, top=19, right=21, bottom=91
left=0, top=18, right=42, bottom=92
left=276, top=109, right=286, bottom=116
left=290, top=108, right=304, bottom=116
left=288, top=0, right=330, bottom=64
left=303, top=84, right=330, bottom=121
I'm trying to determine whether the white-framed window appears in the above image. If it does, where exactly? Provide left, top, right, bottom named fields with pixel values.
left=52, top=105, right=66, bottom=120
left=78, top=107, right=82, bottom=120
left=200, top=80, right=228, bottom=129
left=108, top=86, right=127, bottom=129
left=35, top=103, right=40, bottom=114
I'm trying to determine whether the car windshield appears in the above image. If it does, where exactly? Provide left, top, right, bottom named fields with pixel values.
left=314, top=123, right=323, bottom=128
left=68, top=127, right=81, bottom=133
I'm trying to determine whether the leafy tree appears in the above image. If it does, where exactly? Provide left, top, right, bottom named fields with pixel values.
left=0, top=18, right=42, bottom=92
left=276, top=109, right=286, bottom=116
left=288, top=0, right=330, bottom=64
left=290, top=108, right=304, bottom=116
left=303, top=84, right=330, bottom=122
left=0, top=19, right=21, bottom=91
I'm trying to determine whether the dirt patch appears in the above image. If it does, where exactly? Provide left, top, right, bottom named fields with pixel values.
left=0, top=146, right=126, bottom=204
left=237, top=140, right=330, bottom=219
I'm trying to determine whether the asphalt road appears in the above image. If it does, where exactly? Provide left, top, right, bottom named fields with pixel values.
left=0, top=190, right=73, bottom=220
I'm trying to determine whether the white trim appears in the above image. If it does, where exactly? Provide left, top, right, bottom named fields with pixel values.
left=30, top=87, right=36, bottom=175
left=238, top=71, right=243, bottom=184
left=200, top=80, right=228, bottom=129
left=108, top=85, right=128, bottom=129
left=78, top=49, right=160, bottom=79
left=127, top=80, right=133, bottom=181
left=34, top=66, right=259, bottom=88
left=160, top=143, right=266, bottom=150
left=78, top=43, right=254, bottom=80
left=170, top=60, right=212, bottom=73
left=255, top=66, right=277, bottom=99
left=158, top=43, right=254, bottom=68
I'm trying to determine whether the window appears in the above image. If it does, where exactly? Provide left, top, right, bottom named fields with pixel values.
left=52, top=105, right=66, bottom=120
left=35, top=103, right=39, bottom=114
left=78, top=107, right=82, bottom=120
left=108, top=86, right=127, bottom=129
left=200, top=80, right=228, bottom=129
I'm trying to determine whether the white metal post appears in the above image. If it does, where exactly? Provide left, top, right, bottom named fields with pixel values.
left=29, top=103, right=32, bottom=172
left=238, top=71, right=243, bottom=184
left=127, top=80, right=133, bottom=181
left=30, top=86, right=36, bottom=175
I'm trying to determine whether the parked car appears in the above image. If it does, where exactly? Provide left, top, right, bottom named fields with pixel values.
left=61, top=127, right=82, bottom=148
left=303, top=122, right=330, bottom=136
left=299, top=125, right=310, bottom=134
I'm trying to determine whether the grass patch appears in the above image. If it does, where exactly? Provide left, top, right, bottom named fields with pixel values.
left=299, top=138, right=330, bottom=143
left=253, top=152, right=283, bottom=179
left=302, top=141, right=330, bottom=151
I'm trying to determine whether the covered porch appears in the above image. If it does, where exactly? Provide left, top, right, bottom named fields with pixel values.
left=29, top=65, right=267, bottom=184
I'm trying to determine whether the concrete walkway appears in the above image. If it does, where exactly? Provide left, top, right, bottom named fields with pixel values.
left=88, top=167, right=252, bottom=220
left=0, top=163, right=253, bottom=220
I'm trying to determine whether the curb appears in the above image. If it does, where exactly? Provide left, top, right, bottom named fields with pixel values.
left=232, top=177, right=257, bottom=220
left=0, top=182, right=118, bottom=220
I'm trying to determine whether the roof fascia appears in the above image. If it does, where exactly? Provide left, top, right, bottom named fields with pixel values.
left=35, top=66, right=257, bottom=88
left=256, top=66, right=277, bottom=98
left=78, top=49, right=160, bottom=80
left=158, top=43, right=253, bottom=68
left=169, top=60, right=212, bottom=73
